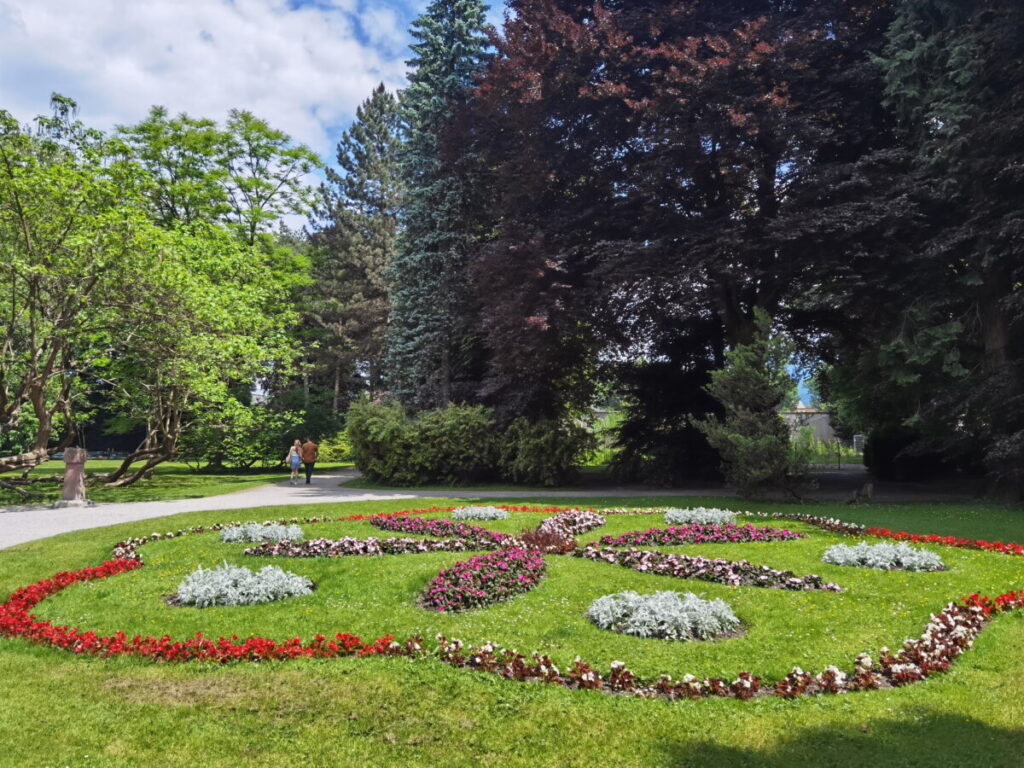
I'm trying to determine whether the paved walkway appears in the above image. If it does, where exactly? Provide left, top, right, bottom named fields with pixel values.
left=0, top=466, right=978, bottom=550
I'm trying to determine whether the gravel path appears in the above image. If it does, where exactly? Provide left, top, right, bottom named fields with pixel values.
left=0, top=466, right=977, bottom=550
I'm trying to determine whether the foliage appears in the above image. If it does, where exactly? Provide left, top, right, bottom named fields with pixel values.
left=587, top=591, right=741, bottom=641
left=316, top=431, right=352, bottom=463
left=219, top=523, right=304, bottom=544
left=695, top=310, right=801, bottom=495
left=664, top=508, right=737, bottom=526
left=822, top=541, right=945, bottom=572
left=178, top=402, right=303, bottom=470
left=174, top=563, right=313, bottom=608
left=449, top=506, right=510, bottom=521
left=497, top=417, right=595, bottom=487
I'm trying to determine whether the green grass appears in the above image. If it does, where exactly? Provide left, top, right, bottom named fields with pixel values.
left=3, top=459, right=351, bottom=505
left=1, top=497, right=1022, bottom=767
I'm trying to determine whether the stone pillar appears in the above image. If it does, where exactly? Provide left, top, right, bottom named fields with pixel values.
left=53, top=447, right=88, bottom=508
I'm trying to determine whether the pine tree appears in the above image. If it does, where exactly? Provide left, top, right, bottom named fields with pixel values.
left=386, top=0, right=491, bottom=410
left=310, top=84, right=402, bottom=404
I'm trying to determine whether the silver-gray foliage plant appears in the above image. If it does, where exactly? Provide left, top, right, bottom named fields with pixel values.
left=175, top=563, right=313, bottom=607
left=450, top=506, right=510, bottom=521
left=663, top=507, right=738, bottom=525
left=220, top=523, right=304, bottom=543
left=822, top=541, right=945, bottom=571
left=587, top=590, right=741, bottom=641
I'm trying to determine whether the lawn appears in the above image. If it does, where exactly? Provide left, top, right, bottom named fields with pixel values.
left=2, top=460, right=351, bottom=506
left=1, top=497, right=1022, bottom=767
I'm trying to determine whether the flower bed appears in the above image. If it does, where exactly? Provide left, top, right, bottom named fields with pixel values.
left=420, top=548, right=546, bottom=612
left=587, top=591, right=741, bottom=641
left=449, top=506, right=510, bottom=521
left=173, top=563, right=313, bottom=607
left=822, top=541, right=946, bottom=572
left=575, top=545, right=843, bottom=591
left=367, top=515, right=509, bottom=549
left=664, top=507, right=737, bottom=525
left=536, top=509, right=606, bottom=537
left=220, top=523, right=304, bottom=543
left=598, top=523, right=804, bottom=548
left=866, top=527, right=1024, bottom=557
left=244, top=536, right=492, bottom=558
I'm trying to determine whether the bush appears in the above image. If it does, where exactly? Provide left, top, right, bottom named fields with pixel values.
left=822, top=541, right=945, bottom=571
left=220, top=523, right=304, bottom=543
left=587, top=591, right=741, bottom=640
left=664, top=507, right=737, bottom=525
left=450, top=506, right=510, bottom=521
left=346, top=400, right=497, bottom=485
left=498, top=417, right=596, bottom=487
left=318, top=431, right=352, bottom=462
left=174, top=563, right=313, bottom=607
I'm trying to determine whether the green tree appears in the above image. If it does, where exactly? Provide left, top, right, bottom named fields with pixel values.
left=695, top=310, right=799, bottom=497
left=386, top=0, right=491, bottom=409
left=310, top=84, right=402, bottom=406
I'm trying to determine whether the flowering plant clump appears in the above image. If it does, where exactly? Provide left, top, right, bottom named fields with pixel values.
left=420, top=548, right=546, bottom=612
left=866, top=527, right=1024, bottom=557
left=244, top=536, right=492, bottom=558
left=822, top=541, right=946, bottom=571
left=664, top=507, right=737, bottom=525
left=587, top=591, right=741, bottom=641
left=511, top=528, right=578, bottom=554
left=219, top=523, right=304, bottom=544
left=748, top=512, right=868, bottom=536
left=536, top=509, right=606, bottom=537
left=367, top=515, right=509, bottom=549
left=575, top=545, right=843, bottom=591
left=449, top=506, right=510, bottom=521
left=174, top=563, right=313, bottom=607
left=598, top=523, right=804, bottom=548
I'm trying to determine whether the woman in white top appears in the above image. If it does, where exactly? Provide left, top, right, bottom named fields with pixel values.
left=285, top=439, right=302, bottom=485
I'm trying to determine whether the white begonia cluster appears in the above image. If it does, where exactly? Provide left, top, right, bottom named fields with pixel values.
left=663, top=507, right=738, bottom=525
left=449, top=506, right=510, bottom=521
left=821, top=541, right=945, bottom=571
left=587, top=590, right=741, bottom=641
left=175, top=563, right=313, bottom=608
left=220, top=523, right=304, bottom=543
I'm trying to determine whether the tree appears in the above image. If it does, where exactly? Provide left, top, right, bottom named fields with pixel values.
left=0, top=97, right=171, bottom=483
left=310, top=84, right=402, bottom=405
left=385, top=0, right=492, bottom=409
left=694, top=309, right=798, bottom=496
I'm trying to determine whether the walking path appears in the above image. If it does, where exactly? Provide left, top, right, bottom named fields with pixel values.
left=0, top=466, right=977, bottom=550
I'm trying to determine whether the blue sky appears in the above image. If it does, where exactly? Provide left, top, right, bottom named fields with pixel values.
left=0, top=0, right=505, bottom=165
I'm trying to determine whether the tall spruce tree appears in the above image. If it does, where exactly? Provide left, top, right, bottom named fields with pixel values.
left=310, top=84, right=402, bottom=404
left=386, top=0, right=491, bottom=410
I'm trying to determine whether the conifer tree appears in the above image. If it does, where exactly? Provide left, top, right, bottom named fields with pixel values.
left=386, top=0, right=491, bottom=409
left=310, top=84, right=402, bottom=402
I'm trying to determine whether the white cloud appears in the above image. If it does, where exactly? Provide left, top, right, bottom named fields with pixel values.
left=0, top=0, right=413, bottom=162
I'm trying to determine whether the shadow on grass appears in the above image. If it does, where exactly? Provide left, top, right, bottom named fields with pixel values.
left=663, top=711, right=1024, bottom=767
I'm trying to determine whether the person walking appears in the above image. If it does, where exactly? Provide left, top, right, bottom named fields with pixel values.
left=285, top=440, right=302, bottom=485
left=300, top=437, right=318, bottom=485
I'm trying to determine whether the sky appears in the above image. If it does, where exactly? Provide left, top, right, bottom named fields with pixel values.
left=0, top=0, right=505, bottom=166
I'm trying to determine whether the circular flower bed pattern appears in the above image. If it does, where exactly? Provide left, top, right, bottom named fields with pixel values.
left=173, top=563, right=314, bottom=608
left=587, top=591, right=741, bottom=641
left=449, top=506, right=510, bottom=521
left=1, top=504, right=1022, bottom=702
left=822, top=541, right=946, bottom=572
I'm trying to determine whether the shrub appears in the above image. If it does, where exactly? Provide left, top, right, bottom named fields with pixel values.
left=497, top=417, right=596, bottom=487
left=587, top=591, right=741, bottom=640
left=420, top=548, right=546, bottom=611
left=318, top=431, right=352, bottom=462
left=822, top=541, right=945, bottom=571
left=346, top=400, right=497, bottom=485
left=664, top=507, right=737, bottom=525
left=450, top=506, right=510, bottom=521
left=220, top=523, right=304, bottom=543
left=174, top=563, right=313, bottom=607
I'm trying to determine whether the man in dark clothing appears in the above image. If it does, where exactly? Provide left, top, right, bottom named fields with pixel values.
left=300, top=438, right=318, bottom=484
